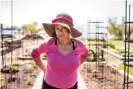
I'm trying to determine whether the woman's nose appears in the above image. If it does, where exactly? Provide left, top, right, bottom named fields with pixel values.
left=58, top=31, right=62, bottom=35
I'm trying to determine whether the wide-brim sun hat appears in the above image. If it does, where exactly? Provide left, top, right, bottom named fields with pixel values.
left=42, top=13, right=82, bottom=38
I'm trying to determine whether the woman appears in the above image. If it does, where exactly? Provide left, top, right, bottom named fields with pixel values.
left=31, top=13, right=88, bottom=89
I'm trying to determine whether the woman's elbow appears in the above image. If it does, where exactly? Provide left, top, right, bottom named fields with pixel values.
left=31, top=49, right=40, bottom=57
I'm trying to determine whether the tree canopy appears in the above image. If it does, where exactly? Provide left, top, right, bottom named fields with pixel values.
left=22, top=24, right=38, bottom=33
left=108, top=18, right=133, bottom=40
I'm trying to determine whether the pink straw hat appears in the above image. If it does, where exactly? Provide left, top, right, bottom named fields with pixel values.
left=42, top=13, right=82, bottom=38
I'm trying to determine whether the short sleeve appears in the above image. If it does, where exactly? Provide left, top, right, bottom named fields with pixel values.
left=31, top=42, right=47, bottom=57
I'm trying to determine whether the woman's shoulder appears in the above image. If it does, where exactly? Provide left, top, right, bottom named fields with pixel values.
left=46, top=37, right=55, bottom=45
left=73, top=39, right=85, bottom=47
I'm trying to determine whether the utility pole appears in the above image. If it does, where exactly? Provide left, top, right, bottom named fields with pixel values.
left=11, top=0, right=13, bottom=64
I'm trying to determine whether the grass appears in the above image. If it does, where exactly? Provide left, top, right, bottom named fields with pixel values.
left=119, top=64, right=133, bottom=76
left=3, top=37, right=12, bottom=41
left=104, top=39, right=133, bottom=56
left=108, top=39, right=133, bottom=47
left=84, top=39, right=106, bottom=46
left=84, top=39, right=133, bottom=48
left=108, top=39, right=123, bottom=47
left=108, top=46, right=133, bottom=57
left=84, top=39, right=133, bottom=56
left=108, top=47, right=119, bottom=53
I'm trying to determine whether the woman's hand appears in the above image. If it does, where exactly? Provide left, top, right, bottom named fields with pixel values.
left=80, top=56, right=88, bottom=65
left=32, top=56, right=47, bottom=73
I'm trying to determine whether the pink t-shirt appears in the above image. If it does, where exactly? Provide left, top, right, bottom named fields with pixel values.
left=31, top=37, right=88, bottom=88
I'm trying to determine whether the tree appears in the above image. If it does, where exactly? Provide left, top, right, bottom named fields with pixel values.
left=108, top=18, right=123, bottom=40
left=22, top=24, right=38, bottom=33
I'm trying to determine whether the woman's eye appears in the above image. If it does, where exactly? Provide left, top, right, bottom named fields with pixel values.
left=62, top=27, right=67, bottom=30
left=56, top=28, right=59, bottom=30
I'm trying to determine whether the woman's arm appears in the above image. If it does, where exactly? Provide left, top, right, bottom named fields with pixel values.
left=31, top=38, right=55, bottom=73
left=76, top=40, right=88, bottom=65
left=74, top=39, right=88, bottom=65
left=80, top=56, right=88, bottom=65
left=31, top=42, right=48, bottom=73
left=32, top=56, right=47, bottom=73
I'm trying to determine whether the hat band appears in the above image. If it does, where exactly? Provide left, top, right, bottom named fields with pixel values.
left=52, top=17, right=74, bottom=26
left=54, top=22, right=71, bottom=32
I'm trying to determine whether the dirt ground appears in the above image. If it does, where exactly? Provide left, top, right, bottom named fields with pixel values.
left=79, top=62, right=133, bottom=89
left=1, top=60, right=41, bottom=89
left=0, top=39, right=43, bottom=89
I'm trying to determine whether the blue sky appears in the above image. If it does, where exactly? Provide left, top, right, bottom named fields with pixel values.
left=0, top=0, right=133, bottom=38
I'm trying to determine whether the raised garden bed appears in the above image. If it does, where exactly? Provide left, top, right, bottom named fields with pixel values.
left=0, top=60, right=41, bottom=89
left=79, top=62, right=133, bottom=89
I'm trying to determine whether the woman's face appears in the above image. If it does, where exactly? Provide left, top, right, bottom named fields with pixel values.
left=55, top=24, right=71, bottom=40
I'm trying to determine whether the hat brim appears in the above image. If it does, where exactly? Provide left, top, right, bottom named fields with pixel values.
left=42, top=23, right=82, bottom=38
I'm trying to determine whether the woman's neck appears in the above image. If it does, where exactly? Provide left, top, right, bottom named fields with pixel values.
left=57, top=38, right=72, bottom=46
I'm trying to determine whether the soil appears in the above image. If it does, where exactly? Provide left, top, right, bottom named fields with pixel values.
left=79, top=62, right=133, bottom=89
left=0, top=39, right=43, bottom=89
left=1, top=60, right=41, bottom=89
